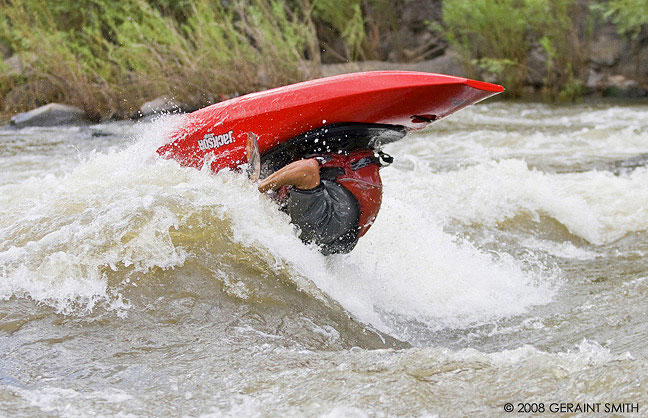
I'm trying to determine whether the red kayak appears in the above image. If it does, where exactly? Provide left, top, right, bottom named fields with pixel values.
left=157, top=71, right=504, bottom=171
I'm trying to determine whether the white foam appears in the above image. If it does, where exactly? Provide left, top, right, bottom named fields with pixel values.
left=207, top=172, right=558, bottom=336
left=0, top=116, right=193, bottom=313
left=398, top=103, right=648, bottom=165
left=381, top=158, right=648, bottom=245
left=195, top=395, right=266, bottom=418
left=14, top=104, right=646, bottom=333
left=320, top=406, right=370, bottom=418
left=13, top=386, right=134, bottom=416
left=459, top=339, right=633, bottom=369
left=519, top=237, right=599, bottom=260
left=317, top=191, right=556, bottom=335
left=0, top=112, right=344, bottom=317
left=0, top=115, right=562, bottom=338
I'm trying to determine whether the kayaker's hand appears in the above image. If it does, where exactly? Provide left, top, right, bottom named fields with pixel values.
left=258, top=159, right=320, bottom=193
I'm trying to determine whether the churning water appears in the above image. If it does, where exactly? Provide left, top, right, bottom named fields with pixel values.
left=1, top=102, right=647, bottom=417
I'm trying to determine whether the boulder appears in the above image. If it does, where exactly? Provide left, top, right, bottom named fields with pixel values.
left=137, top=96, right=181, bottom=118
left=589, top=27, right=626, bottom=67
left=321, top=60, right=382, bottom=77
left=586, top=68, right=606, bottom=91
left=526, top=45, right=549, bottom=86
left=9, top=103, right=89, bottom=128
left=640, top=46, right=648, bottom=80
left=616, top=44, right=648, bottom=81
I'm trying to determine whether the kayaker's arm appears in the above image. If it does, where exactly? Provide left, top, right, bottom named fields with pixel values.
left=258, top=158, right=320, bottom=193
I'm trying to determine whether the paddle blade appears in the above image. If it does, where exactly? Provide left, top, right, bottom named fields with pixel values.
left=246, top=132, right=261, bottom=182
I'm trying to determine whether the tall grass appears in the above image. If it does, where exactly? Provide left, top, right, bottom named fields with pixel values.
left=0, top=0, right=319, bottom=119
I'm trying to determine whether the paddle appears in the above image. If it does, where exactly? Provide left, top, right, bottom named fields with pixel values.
left=246, top=132, right=261, bottom=182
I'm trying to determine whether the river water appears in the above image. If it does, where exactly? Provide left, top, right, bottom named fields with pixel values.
left=1, top=102, right=647, bottom=417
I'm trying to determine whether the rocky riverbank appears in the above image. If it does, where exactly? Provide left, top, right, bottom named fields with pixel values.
left=2, top=0, right=646, bottom=127
left=6, top=52, right=647, bottom=129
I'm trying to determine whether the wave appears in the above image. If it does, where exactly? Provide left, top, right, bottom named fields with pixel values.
left=0, top=117, right=561, bottom=345
left=395, top=103, right=648, bottom=170
left=383, top=157, right=648, bottom=245
left=3, top=339, right=637, bottom=417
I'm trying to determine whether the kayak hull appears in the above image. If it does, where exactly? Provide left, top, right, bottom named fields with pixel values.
left=157, top=71, right=504, bottom=171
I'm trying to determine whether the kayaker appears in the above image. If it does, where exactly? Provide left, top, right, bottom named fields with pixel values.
left=258, top=150, right=384, bottom=255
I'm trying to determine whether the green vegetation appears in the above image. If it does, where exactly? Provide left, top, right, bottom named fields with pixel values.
left=593, top=0, right=648, bottom=38
left=0, top=0, right=645, bottom=118
left=0, top=0, right=319, bottom=119
left=437, top=0, right=585, bottom=99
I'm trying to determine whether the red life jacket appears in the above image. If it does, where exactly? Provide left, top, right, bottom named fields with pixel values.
left=318, top=149, right=383, bottom=237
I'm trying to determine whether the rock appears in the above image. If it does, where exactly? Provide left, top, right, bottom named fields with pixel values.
left=400, top=0, right=441, bottom=29
left=586, top=68, right=606, bottom=91
left=640, top=46, right=648, bottom=79
left=616, top=44, right=648, bottom=81
left=389, top=0, right=443, bottom=61
left=321, top=60, right=374, bottom=77
left=136, top=96, right=181, bottom=118
left=602, top=75, right=648, bottom=98
left=526, top=45, right=549, bottom=86
left=321, top=50, right=466, bottom=78
left=412, top=50, right=466, bottom=76
left=9, top=103, right=89, bottom=128
left=607, top=74, right=628, bottom=85
left=589, top=26, right=626, bottom=67
left=521, top=86, right=537, bottom=98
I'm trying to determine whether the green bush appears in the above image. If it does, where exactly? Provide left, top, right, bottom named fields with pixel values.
left=437, top=0, right=584, bottom=99
left=0, top=0, right=319, bottom=119
left=593, top=0, right=648, bottom=38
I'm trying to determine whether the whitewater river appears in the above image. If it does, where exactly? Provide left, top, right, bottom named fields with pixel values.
left=1, top=102, right=647, bottom=417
